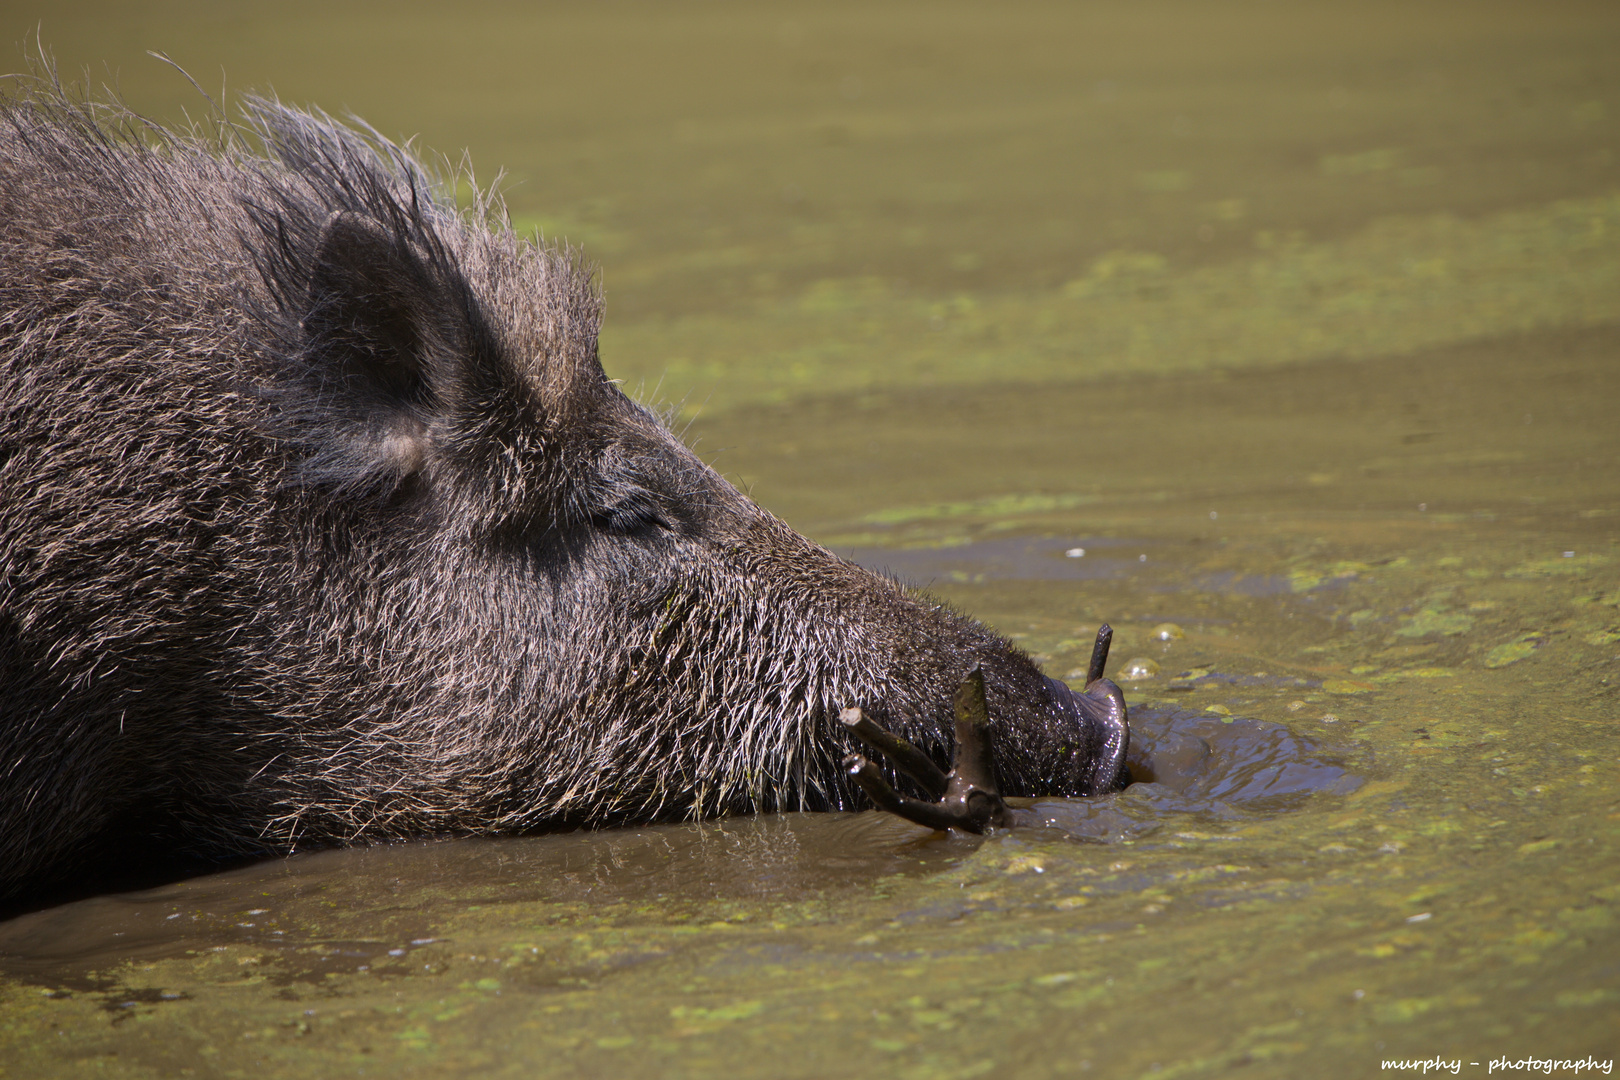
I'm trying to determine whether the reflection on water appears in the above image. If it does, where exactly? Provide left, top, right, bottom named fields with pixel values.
left=0, top=813, right=964, bottom=987
left=0, top=703, right=1364, bottom=981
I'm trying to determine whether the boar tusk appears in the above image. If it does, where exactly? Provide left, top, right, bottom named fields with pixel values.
left=841, top=668, right=1013, bottom=834
left=839, top=706, right=949, bottom=799
left=1086, top=624, right=1114, bottom=688
left=948, top=668, right=999, bottom=797
left=843, top=753, right=1000, bottom=834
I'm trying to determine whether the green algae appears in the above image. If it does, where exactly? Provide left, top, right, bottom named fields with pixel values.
left=857, top=493, right=1101, bottom=528
left=1484, top=635, right=1548, bottom=669
left=1396, top=610, right=1477, bottom=639
left=598, top=193, right=1620, bottom=416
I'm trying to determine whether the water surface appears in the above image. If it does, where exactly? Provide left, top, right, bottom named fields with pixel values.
left=3, top=1, right=1618, bottom=1076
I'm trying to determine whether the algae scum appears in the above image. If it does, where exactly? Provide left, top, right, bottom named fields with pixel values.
left=4, top=0, right=1620, bottom=1075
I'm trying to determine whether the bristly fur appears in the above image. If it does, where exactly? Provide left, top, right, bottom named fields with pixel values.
left=0, top=70, right=1120, bottom=901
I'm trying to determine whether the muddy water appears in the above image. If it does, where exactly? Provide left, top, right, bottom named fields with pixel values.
left=4, top=1, right=1619, bottom=1076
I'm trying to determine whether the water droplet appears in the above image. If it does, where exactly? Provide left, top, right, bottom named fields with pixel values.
left=1138, top=554, right=1148, bottom=563
left=1151, top=623, right=1184, bottom=642
left=1120, top=657, right=1159, bottom=680
left=1065, top=547, right=1086, bottom=558
left=1208, top=510, right=1218, bottom=520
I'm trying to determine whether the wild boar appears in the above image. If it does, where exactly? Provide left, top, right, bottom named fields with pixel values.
left=0, top=80, right=1126, bottom=901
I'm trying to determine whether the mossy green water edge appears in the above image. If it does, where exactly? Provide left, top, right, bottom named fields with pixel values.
left=599, top=194, right=1620, bottom=416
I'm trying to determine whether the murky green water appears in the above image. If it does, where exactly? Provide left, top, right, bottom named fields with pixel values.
left=3, top=2, right=1618, bottom=1076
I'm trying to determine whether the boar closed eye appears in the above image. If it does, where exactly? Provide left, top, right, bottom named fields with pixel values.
left=592, top=493, right=671, bottom=536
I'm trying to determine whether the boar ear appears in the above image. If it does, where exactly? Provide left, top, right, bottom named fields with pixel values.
left=303, top=210, right=438, bottom=407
